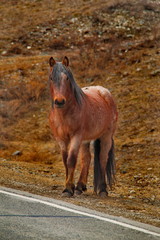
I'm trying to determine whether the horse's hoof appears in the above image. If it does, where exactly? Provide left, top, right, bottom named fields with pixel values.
left=99, top=191, right=108, bottom=198
left=75, top=183, right=87, bottom=195
left=75, top=189, right=83, bottom=195
left=62, top=189, right=73, bottom=197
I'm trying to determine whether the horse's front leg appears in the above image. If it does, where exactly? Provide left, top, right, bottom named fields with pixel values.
left=75, top=142, right=91, bottom=195
left=58, top=140, right=68, bottom=181
left=62, top=135, right=82, bottom=197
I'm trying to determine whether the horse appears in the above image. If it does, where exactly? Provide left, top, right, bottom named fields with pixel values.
left=49, top=56, right=118, bottom=197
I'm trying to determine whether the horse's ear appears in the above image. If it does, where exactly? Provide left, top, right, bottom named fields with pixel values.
left=49, top=57, right=56, bottom=67
left=62, top=56, right=69, bottom=67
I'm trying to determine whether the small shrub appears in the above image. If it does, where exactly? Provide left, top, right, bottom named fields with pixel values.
left=48, top=38, right=68, bottom=50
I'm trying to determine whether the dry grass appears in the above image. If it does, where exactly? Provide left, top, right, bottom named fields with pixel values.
left=1, top=0, right=160, bottom=55
left=0, top=56, right=49, bottom=125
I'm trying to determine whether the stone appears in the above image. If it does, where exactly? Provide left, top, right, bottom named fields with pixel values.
left=12, top=151, right=22, bottom=156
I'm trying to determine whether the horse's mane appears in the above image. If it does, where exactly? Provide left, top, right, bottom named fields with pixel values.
left=51, top=62, right=85, bottom=105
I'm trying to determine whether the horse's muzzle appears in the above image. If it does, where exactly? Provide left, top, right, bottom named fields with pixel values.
left=54, top=98, right=66, bottom=108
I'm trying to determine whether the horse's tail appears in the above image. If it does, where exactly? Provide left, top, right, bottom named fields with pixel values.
left=106, top=139, right=116, bottom=188
left=94, top=139, right=115, bottom=193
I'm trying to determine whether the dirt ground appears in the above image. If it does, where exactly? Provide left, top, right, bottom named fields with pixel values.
left=0, top=0, right=160, bottom=227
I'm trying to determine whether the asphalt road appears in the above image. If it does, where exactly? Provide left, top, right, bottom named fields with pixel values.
left=0, top=187, right=160, bottom=240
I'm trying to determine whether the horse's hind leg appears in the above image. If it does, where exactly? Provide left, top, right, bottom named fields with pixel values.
left=75, top=142, right=91, bottom=195
left=98, top=135, right=112, bottom=197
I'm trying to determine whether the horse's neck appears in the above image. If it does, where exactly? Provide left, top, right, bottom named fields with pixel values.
left=54, top=100, right=81, bottom=121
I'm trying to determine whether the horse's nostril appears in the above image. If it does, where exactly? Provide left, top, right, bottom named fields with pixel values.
left=54, top=99, right=66, bottom=107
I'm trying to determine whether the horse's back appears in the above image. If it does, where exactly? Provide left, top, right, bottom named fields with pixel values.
left=83, top=86, right=113, bottom=102
left=83, top=86, right=117, bottom=118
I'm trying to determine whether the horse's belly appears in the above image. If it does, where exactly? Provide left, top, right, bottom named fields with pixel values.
left=82, top=110, right=112, bottom=141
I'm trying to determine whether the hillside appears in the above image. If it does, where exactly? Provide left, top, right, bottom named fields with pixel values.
left=0, top=0, right=160, bottom=226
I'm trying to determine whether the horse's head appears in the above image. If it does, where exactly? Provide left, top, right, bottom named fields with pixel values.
left=49, top=56, right=84, bottom=109
left=49, top=56, right=71, bottom=108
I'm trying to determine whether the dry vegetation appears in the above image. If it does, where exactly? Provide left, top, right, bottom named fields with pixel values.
left=0, top=0, right=160, bottom=227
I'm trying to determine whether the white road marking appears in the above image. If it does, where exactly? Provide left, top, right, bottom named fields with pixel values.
left=0, top=189, right=160, bottom=237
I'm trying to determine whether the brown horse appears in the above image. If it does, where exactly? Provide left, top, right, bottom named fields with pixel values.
left=49, top=56, right=118, bottom=197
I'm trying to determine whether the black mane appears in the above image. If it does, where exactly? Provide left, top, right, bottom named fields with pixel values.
left=50, top=62, right=85, bottom=105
